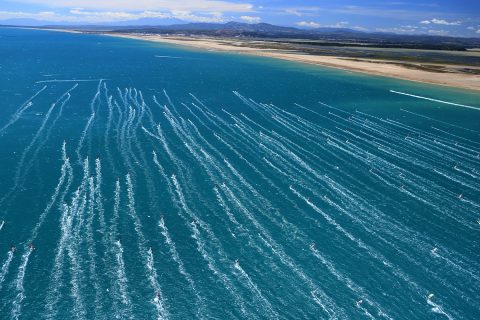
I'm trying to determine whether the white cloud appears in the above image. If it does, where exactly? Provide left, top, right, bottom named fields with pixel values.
left=170, top=10, right=224, bottom=22
left=283, top=7, right=321, bottom=17
left=0, top=10, right=71, bottom=21
left=352, top=26, right=367, bottom=31
left=284, top=9, right=302, bottom=17
left=296, top=21, right=349, bottom=29
left=6, top=0, right=253, bottom=13
left=376, top=26, right=417, bottom=34
left=327, top=21, right=348, bottom=28
left=420, top=18, right=461, bottom=26
left=296, top=21, right=320, bottom=28
left=240, top=15, right=260, bottom=23
left=69, top=9, right=170, bottom=20
left=0, top=9, right=226, bottom=23
left=427, top=29, right=449, bottom=35
left=477, top=29, right=480, bottom=34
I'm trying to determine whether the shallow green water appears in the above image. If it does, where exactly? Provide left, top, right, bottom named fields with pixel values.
left=0, top=27, right=479, bottom=320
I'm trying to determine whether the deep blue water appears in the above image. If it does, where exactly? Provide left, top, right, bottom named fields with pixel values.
left=0, top=27, right=479, bottom=320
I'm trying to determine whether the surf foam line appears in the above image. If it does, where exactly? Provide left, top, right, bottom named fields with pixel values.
left=0, top=85, right=47, bottom=136
left=390, top=90, right=480, bottom=111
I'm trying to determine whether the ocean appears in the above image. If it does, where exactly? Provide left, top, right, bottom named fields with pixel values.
left=0, top=27, right=479, bottom=320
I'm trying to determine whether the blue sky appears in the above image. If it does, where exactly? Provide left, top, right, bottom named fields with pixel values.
left=1, top=0, right=479, bottom=37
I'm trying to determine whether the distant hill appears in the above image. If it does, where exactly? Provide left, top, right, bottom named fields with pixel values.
left=110, top=22, right=480, bottom=50
left=115, top=21, right=363, bottom=36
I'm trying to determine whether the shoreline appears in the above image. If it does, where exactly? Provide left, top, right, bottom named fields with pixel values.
left=106, top=33, right=480, bottom=91
left=7, top=26, right=480, bottom=91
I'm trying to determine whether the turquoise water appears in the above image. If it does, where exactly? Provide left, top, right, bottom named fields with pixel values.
left=0, top=27, right=479, bottom=320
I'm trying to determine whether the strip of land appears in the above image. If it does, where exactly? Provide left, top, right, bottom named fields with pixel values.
left=105, top=33, right=480, bottom=91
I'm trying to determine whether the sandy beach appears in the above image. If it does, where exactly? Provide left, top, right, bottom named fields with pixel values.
left=106, top=33, right=480, bottom=91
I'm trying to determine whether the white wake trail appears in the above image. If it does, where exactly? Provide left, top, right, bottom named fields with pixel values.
left=109, top=179, right=134, bottom=319
left=125, top=174, right=169, bottom=320
left=94, top=158, right=108, bottom=244
left=76, top=111, right=96, bottom=163
left=158, top=216, right=206, bottom=318
left=11, top=247, right=34, bottom=320
left=0, top=85, right=47, bottom=135
left=65, top=159, right=90, bottom=320
left=1, top=86, right=76, bottom=207
left=390, top=90, right=480, bottom=111
left=233, top=261, right=279, bottom=319
left=76, top=81, right=102, bottom=163
left=35, top=79, right=105, bottom=83
left=30, top=141, right=72, bottom=241
left=0, top=249, right=15, bottom=292
left=170, top=174, right=252, bottom=318
left=11, top=142, right=73, bottom=319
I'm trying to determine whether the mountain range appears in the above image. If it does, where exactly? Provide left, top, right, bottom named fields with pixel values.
left=2, top=21, right=480, bottom=50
